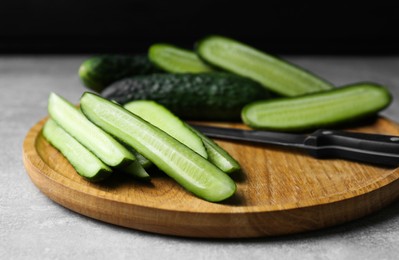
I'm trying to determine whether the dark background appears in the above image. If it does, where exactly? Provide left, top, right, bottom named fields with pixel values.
left=1, top=1, right=398, bottom=54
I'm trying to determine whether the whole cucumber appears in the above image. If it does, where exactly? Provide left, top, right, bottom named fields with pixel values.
left=102, top=72, right=271, bottom=121
left=79, top=54, right=161, bottom=92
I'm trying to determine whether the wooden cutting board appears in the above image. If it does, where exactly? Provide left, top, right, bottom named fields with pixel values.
left=23, top=117, right=399, bottom=238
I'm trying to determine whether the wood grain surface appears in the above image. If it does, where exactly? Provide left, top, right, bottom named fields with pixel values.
left=22, top=117, right=399, bottom=238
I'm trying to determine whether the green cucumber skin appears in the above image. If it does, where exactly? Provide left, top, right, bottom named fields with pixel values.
left=102, top=72, right=270, bottom=121
left=42, top=119, right=112, bottom=182
left=196, top=35, right=334, bottom=97
left=186, top=123, right=241, bottom=174
left=79, top=54, right=161, bottom=92
left=80, top=92, right=236, bottom=202
left=124, top=100, right=240, bottom=173
left=130, top=148, right=153, bottom=169
left=242, top=83, right=392, bottom=132
left=149, top=43, right=213, bottom=73
left=48, top=93, right=135, bottom=167
left=120, top=161, right=151, bottom=181
left=124, top=100, right=208, bottom=159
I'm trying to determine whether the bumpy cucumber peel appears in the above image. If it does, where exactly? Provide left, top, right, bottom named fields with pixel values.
left=242, top=83, right=392, bottom=132
left=80, top=92, right=236, bottom=202
left=101, top=72, right=270, bottom=121
left=79, top=54, right=160, bottom=92
left=196, top=35, right=334, bottom=96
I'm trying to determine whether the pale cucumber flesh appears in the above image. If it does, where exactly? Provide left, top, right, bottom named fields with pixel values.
left=80, top=93, right=236, bottom=202
left=124, top=100, right=208, bottom=158
left=149, top=43, right=213, bottom=73
left=42, top=119, right=112, bottom=181
left=48, top=93, right=135, bottom=167
left=197, top=35, right=333, bottom=96
left=186, top=123, right=241, bottom=174
left=242, top=83, right=392, bottom=132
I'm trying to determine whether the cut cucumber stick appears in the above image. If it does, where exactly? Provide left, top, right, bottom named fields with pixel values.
left=80, top=92, right=236, bottom=202
left=124, top=100, right=240, bottom=173
left=48, top=93, right=135, bottom=168
left=149, top=43, right=213, bottom=73
left=196, top=35, right=334, bottom=96
left=242, top=83, right=392, bottom=132
left=124, top=100, right=208, bottom=158
left=186, top=123, right=240, bottom=174
left=42, top=119, right=112, bottom=181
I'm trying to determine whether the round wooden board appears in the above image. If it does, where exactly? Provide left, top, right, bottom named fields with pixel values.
left=23, top=117, right=399, bottom=238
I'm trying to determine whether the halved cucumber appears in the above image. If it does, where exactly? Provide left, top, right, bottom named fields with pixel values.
left=124, top=100, right=208, bottom=158
left=80, top=92, right=236, bottom=202
left=149, top=43, right=213, bottom=73
left=242, top=83, right=392, bottom=132
left=196, top=35, right=334, bottom=96
left=186, top=123, right=241, bottom=174
left=48, top=93, right=135, bottom=167
left=42, top=119, right=112, bottom=181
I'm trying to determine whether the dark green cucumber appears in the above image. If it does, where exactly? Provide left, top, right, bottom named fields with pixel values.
left=80, top=92, right=236, bottom=202
left=242, top=83, right=392, bottom=132
left=196, top=35, right=334, bottom=96
left=48, top=93, right=136, bottom=167
left=102, top=72, right=270, bottom=121
left=79, top=54, right=161, bottom=92
left=186, top=124, right=241, bottom=174
left=149, top=43, right=213, bottom=73
left=42, top=119, right=112, bottom=181
left=124, top=100, right=208, bottom=158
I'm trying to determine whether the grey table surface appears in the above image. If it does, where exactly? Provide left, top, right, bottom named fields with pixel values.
left=1, top=55, right=399, bottom=260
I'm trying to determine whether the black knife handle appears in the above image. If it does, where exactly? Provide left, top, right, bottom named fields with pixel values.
left=304, top=129, right=399, bottom=166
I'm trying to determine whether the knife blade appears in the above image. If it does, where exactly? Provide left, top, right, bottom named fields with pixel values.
left=191, top=124, right=399, bottom=167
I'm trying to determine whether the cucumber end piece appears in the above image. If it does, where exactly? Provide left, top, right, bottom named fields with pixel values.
left=199, top=178, right=237, bottom=203
left=79, top=59, right=104, bottom=92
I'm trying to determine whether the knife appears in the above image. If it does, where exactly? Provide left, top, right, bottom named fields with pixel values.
left=191, top=125, right=399, bottom=167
